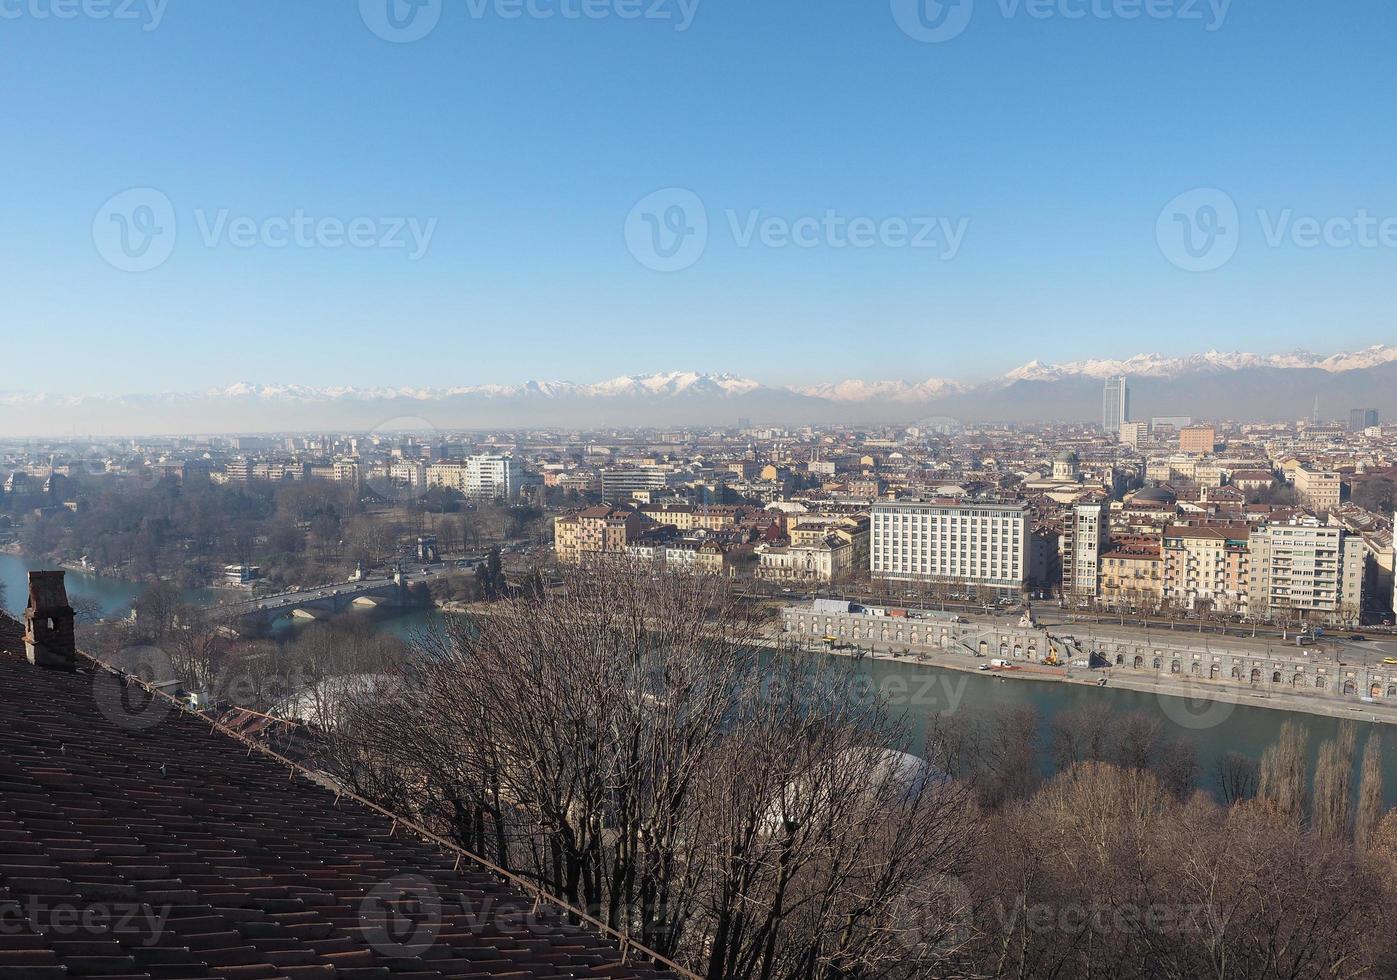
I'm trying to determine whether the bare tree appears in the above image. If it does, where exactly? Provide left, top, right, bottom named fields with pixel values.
left=334, top=561, right=980, bottom=979
left=1259, top=719, right=1311, bottom=821
left=1213, top=751, right=1259, bottom=806
left=1356, top=731, right=1384, bottom=854
left=1312, top=722, right=1358, bottom=840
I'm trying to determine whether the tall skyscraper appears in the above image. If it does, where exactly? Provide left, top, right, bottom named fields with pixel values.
left=1349, top=408, right=1379, bottom=432
left=1102, top=376, right=1130, bottom=433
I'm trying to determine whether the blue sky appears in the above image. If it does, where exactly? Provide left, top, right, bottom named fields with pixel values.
left=3, top=0, right=1396, bottom=394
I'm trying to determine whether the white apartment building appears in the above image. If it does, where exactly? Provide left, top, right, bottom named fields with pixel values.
left=1248, top=516, right=1367, bottom=625
left=600, top=466, right=683, bottom=501
left=427, top=455, right=524, bottom=500
left=870, top=500, right=1027, bottom=593
left=1062, top=500, right=1108, bottom=600
left=387, top=460, right=426, bottom=490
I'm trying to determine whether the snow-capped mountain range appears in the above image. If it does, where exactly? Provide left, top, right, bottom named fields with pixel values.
left=3, top=346, right=1396, bottom=435
left=1001, top=345, right=1397, bottom=383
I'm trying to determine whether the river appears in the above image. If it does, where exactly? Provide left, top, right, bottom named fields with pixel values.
left=4, top=552, right=1395, bottom=804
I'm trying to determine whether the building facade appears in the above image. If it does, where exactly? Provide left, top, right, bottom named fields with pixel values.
left=1179, top=426, right=1216, bottom=454
left=1248, top=517, right=1366, bottom=625
left=1102, top=376, right=1130, bottom=433
left=1293, top=466, right=1342, bottom=512
left=554, top=505, right=647, bottom=564
left=1162, top=524, right=1250, bottom=615
left=870, top=500, right=1027, bottom=593
left=1062, top=500, right=1109, bottom=601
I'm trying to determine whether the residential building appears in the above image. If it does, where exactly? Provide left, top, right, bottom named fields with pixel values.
left=1028, top=527, right=1061, bottom=591
left=1098, top=543, right=1165, bottom=610
left=789, top=514, right=870, bottom=567
left=1230, top=469, right=1274, bottom=493
left=1294, top=466, right=1342, bottom=512
left=638, top=502, right=741, bottom=531
left=1119, top=420, right=1150, bottom=448
left=600, top=466, right=682, bottom=501
left=1248, top=517, right=1367, bottom=625
left=1162, top=524, right=1250, bottom=615
left=1062, top=500, right=1109, bottom=601
left=1180, top=425, right=1216, bottom=454
left=427, top=454, right=523, bottom=500
left=554, top=504, right=647, bottom=564
left=870, top=499, right=1027, bottom=593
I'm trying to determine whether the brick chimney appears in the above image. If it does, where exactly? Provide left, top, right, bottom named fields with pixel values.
left=24, top=571, right=76, bottom=671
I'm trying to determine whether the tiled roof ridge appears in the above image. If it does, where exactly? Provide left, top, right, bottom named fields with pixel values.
left=73, top=644, right=694, bottom=980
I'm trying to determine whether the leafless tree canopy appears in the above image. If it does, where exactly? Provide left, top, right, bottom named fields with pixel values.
left=304, top=565, right=1397, bottom=980
left=329, top=562, right=980, bottom=980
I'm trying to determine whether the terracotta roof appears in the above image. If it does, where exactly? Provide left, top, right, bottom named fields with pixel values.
left=0, top=614, right=676, bottom=980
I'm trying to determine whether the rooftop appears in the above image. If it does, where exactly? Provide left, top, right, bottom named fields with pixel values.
left=0, top=609, right=674, bottom=980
